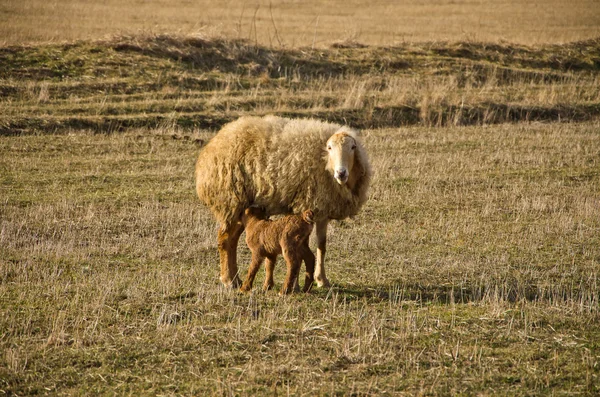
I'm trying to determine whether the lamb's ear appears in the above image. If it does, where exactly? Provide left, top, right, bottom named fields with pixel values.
left=302, top=210, right=315, bottom=224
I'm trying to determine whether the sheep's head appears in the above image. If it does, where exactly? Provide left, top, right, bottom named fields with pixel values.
left=326, top=131, right=357, bottom=185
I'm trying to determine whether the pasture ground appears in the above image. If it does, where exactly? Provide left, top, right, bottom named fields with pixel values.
left=2, top=121, right=599, bottom=394
left=2, top=0, right=600, bottom=46
left=1, top=3, right=600, bottom=394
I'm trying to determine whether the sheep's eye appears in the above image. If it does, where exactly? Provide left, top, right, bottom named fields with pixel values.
left=352, top=145, right=357, bottom=150
left=327, top=145, right=332, bottom=150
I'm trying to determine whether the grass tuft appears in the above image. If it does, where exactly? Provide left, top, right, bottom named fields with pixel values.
left=1, top=34, right=600, bottom=135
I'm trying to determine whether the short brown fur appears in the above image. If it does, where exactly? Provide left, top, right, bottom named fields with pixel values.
left=240, top=208, right=315, bottom=294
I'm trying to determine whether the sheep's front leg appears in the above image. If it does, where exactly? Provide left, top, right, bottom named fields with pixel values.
left=217, top=221, right=244, bottom=288
left=314, top=219, right=330, bottom=288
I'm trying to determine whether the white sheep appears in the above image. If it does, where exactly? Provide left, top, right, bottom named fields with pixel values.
left=195, top=115, right=372, bottom=288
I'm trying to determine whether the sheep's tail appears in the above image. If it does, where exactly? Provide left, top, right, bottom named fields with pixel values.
left=302, top=210, right=315, bottom=224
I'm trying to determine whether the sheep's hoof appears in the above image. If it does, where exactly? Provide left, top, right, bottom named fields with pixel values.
left=315, top=277, right=331, bottom=288
left=221, top=275, right=242, bottom=289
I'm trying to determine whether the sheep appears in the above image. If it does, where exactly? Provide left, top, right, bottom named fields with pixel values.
left=240, top=207, right=315, bottom=294
left=195, top=115, right=371, bottom=288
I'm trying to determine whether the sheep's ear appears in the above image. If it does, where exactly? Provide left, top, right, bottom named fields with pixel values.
left=352, top=145, right=366, bottom=176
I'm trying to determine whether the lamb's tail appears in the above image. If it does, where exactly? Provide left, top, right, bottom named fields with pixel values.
left=302, top=210, right=315, bottom=224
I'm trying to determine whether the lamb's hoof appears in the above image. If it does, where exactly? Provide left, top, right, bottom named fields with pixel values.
left=239, top=282, right=253, bottom=293
left=315, top=277, right=331, bottom=288
left=279, top=285, right=294, bottom=295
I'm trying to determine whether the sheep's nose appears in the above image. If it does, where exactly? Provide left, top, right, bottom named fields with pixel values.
left=335, top=168, right=348, bottom=179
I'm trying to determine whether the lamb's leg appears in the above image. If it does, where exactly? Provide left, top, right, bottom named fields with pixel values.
left=314, top=219, right=330, bottom=288
left=292, top=266, right=301, bottom=292
left=281, top=251, right=301, bottom=295
left=301, top=244, right=315, bottom=292
left=217, top=221, right=244, bottom=288
left=262, top=256, right=276, bottom=291
left=240, top=253, right=263, bottom=292
left=292, top=277, right=301, bottom=293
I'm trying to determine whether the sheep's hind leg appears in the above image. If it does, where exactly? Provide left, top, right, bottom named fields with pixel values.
left=314, top=220, right=330, bottom=288
left=217, top=221, right=244, bottom=288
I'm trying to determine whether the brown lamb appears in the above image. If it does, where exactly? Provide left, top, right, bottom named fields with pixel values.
left=240, top=207, right=316, bottom=294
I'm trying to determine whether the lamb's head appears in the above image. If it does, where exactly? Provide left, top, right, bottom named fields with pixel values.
left=326, top=131, right=358, bottom=185
left=302, top=209, right=315, bottom=224
left=242, top=206, right=268, bottom=225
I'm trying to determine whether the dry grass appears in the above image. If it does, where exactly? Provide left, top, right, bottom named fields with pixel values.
left=1, top=4, right=600, bottom=393
left=1, top=0, right=600, bottom=46
left=1, top=34, right=599, bottom=135
left=1, top=121, right=599, bottom=394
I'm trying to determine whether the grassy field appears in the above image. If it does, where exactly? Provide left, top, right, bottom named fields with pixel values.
left=2, top=2, right=600, bottom=395
left=2, top=0, right=600, bottom=46
left=1, top=121, right=599, bottom=395
left=1, top=34, right=599, bottom=135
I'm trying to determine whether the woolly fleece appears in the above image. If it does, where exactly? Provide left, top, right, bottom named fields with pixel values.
left=195, top=115, right=372, bottom=225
